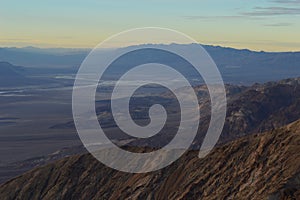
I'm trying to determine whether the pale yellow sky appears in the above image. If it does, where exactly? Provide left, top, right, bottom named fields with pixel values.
left=1, top=0, right=299, bottom=52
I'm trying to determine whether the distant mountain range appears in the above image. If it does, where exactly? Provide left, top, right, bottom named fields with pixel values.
left=0, top=47, right=88, bottom=69
left=1, top=44, right=300, bottom=84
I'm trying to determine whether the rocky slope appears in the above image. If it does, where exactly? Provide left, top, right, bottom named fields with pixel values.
left=1, top=119, right=300, bottom=200
left=220, top=78, right=300, bottom=142
left=129, top=78, right=300, bottom=148
left=0, top=145, right=87, bottom=184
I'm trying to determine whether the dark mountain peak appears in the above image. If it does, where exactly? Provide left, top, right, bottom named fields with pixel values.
left=0, top=62, right=52, bottom=87
left=0, top=62, right=24, bottom=77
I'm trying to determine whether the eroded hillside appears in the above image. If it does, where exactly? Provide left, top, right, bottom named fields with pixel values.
left=1, top=120, right=300, bottom=200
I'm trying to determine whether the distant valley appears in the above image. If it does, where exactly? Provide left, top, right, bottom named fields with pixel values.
left=0, top=45, right=300, bottom=199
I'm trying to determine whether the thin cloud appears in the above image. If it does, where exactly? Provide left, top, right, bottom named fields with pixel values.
left=241, top=6, right=300, bottom=16
left=183, top=1, right=300, bottom=21
left=183, top=15, right=264, bottom=21
left=271, top=0, right=300, bottom=4
left=183, top=15, right=242, bottom=20
left=263, top=22, right=293, bottom=26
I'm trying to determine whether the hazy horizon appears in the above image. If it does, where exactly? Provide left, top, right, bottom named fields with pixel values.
left=1, top=0, right=300, bottom=51
left=1, top=43, right=300, bottom=53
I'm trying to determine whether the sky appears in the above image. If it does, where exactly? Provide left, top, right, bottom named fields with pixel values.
left=0, top=0, right=300, bottom=51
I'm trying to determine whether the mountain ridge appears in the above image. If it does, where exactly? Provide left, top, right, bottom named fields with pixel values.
left=1, top=44, right=300, bottom=84
left=0, top=119, right=299, bottom=199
